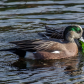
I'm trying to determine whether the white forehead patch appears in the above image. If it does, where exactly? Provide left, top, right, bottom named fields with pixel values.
left=51, top=51, right=60, bottom=53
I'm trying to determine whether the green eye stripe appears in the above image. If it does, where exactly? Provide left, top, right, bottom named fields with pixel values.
left=69, top=26, right=81, bottom=32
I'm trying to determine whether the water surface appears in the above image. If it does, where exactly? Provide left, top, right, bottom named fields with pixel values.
left=0, top=0, right=84, bottom=84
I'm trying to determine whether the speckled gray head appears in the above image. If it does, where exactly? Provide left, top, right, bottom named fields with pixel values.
left=63, top=25, right=83, bottom=42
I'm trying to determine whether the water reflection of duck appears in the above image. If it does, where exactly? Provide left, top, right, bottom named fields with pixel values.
left=0, top=25, right=83, bottom=60
left=12, top=56, right=79, bottom=73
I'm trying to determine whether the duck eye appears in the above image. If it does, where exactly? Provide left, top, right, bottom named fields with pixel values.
left=72, top=26, right=81, bottom=33
left=77, top=30, right=81, bottom=33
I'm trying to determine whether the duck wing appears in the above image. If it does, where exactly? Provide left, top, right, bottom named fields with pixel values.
left=10, top=39, right=60, bottom=52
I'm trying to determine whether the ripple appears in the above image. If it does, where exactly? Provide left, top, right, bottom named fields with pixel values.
left=0, top=0, right=84, bottom=84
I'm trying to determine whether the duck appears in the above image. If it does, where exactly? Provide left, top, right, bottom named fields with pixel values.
left=39, top=25, right=83, bottom=48
left=0, top=25, right=83, bottom=60
left=38, top=25, right=65, bottom=39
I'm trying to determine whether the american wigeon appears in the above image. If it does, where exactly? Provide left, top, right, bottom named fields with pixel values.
left=38, top=25, right=65, bottom=39
left=0, top=25, right=83, bottom=60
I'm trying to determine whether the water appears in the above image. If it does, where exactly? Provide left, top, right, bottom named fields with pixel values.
left=0, top=0, right=84, bottom=84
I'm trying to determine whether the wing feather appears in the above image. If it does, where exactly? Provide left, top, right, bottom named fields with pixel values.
left=10, top=39, right=59, bottom=52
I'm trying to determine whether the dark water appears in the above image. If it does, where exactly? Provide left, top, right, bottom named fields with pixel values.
left=0, top=0, right=84, bottom=84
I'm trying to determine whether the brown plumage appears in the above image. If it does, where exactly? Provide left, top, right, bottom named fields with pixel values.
left=0, top=25, right=83, bottom=60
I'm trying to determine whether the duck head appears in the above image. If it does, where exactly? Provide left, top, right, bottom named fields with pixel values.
left=63, top=25, right=83, bottom=42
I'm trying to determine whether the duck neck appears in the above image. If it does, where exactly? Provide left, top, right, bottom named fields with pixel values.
left=64, top=32, right=75, bottom=43
left=64, top=37, right=75, bottom=43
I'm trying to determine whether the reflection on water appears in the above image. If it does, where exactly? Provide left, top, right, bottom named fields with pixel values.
left=0, top=0, right=84, bottom=84
left=9, top=56, right=84, bottom=84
